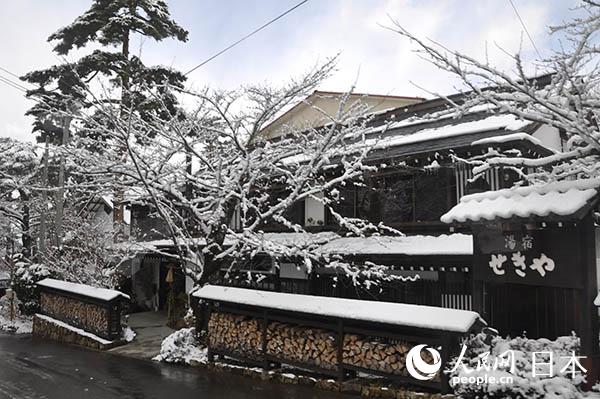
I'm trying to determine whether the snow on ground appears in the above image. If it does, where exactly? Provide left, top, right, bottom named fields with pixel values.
left=122, top=326, right=136, bottom=342
left=0, top=314, right=32, bottom=334
left=452, top=332, right=590, bottom=399
left=194, top=285, right=483, bottom=333
left=153, top=327, right=208, bottom=365
left=0, top=295, right=32, bottom=334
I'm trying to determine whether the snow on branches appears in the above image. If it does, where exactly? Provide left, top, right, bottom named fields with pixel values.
left=388, top=0, right=600, bottom=185
left=68, top=59, right=403, bottom=286
left=0, top=138, right=39, bottom=255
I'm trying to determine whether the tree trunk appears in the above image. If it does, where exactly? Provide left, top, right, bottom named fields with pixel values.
left=55, top=115, right=71, bottom=250
left=39, top=137, right=50, bottom=260
left=198, top=201, right=237, bottom=285
left=113, top=15, right=131, bottom=241
left=19, top=190, right=32, bottom=258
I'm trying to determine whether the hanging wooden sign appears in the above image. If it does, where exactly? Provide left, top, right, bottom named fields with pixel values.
left=473, top=225, right=583, bottom=289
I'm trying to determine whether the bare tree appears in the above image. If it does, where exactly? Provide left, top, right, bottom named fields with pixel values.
left=388, top=0, right=600, bottom=183
left=67, top=59, right=404, bottom=287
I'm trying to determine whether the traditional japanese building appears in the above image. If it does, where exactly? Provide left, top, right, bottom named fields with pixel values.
left=215, top=93, right=562, bottom=312
left=126, top=90, right=567, bottom=319
left=442, top=179, right=600, bottom=354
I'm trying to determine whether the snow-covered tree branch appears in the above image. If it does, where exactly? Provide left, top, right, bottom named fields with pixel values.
left=388, top=0, right=600, bottom=184
left=65, top=59, right=404, bottom=286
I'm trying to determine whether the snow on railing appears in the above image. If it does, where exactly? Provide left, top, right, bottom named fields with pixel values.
left=194, top=285, right=482, bottom=333
left=37, top=278, right=130, bottom=302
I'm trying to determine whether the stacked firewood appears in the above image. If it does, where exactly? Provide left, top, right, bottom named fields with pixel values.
left=207, top=312, right=263, bottom=358
left=342, top=334, right=411, bottom=376
left=40, top=292, right=108, bottom=333
left=266, top=321, right=337, bottom=370
left=206, top=312, right=439, bottom=380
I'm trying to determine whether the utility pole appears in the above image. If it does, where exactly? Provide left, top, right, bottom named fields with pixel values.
left=55, top=115, right=71, bottom=250
left=39, top=136, right=49, bottom=260
left=113, top=13, right=131, bottom=242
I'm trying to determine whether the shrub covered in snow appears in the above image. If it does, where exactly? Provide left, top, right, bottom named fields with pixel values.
left=12, top=261, right=57, bottom=314
left=153, top=327, right=207, bottom=366
left=450, top=331, right=586, bottom=399
left=0, top=294, right=32, bottom=334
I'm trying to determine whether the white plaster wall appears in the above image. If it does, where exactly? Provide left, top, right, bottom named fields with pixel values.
left=532, top=125, right=562, bottom=151
left=305, top=193, right=325, bottom=226
left=185, top=275, right=194, bottom=294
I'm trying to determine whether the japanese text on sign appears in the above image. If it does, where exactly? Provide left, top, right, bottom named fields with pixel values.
left=489, top=252, right=555, bottom=278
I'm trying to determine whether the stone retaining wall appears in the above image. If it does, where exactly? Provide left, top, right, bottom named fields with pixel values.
left=32, top=315, right=121, bottom=350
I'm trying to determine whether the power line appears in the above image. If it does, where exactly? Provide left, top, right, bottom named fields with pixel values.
left=0, top=66, right=25, bottom=82
left=184, top=0, right=310, bottom=75
left=0, top=73, right=29, bottom=91
left=508, top=0, right=542, bottom=58
left=0, top=65, right=35, bottom=92
left=0, top=75, right=27, bottom=92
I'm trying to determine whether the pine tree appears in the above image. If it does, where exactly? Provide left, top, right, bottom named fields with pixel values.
left=22, top=0, right=189, bottom=143
left=21, top=0, right=189, bottom=240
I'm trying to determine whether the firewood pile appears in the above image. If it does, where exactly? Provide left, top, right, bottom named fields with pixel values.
left=40, top=292, right=109, bottom=334
left=207, top=311, right=439, bottom=380
left=266, top=321, right=337, bottom=370
left=207, top=312, right=263, bottom=359
left=342, top=334, right=411, bottom=375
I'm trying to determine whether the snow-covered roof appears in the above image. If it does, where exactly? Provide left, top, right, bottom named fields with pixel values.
left=37, top=278, right=130, bottom=301
left=86, top=194, right=131, bottom=225
left=118, top=232, right=338, bottom=252
left=441, top=179, right=600, bottom=224
left=471, top=132, right=547, bottom=148
left=318, top=233, right=472, bottom=256
left=373, top=114, right=530, bottom=150
left=194, top=285, right=483, bottom=333
left=122, top=232, right=472, bottom=257
left=594, top=292, right=600, bottom=307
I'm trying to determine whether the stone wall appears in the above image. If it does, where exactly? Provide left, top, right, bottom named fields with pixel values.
left=32, top=315, right=119, bottom=350
left=40, top=292, right=110, bottom=337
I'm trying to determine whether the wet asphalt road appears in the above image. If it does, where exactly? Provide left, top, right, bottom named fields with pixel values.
left=0, top=334, right=355, bottom=399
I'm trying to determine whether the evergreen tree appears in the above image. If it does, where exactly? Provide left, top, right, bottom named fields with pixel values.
left=22, top=0, right=189, bottom=143
left=21, top=0, right=189, bottom=239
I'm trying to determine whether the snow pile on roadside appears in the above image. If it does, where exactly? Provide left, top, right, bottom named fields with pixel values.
left=451, top=331, right=586, bottom=399
left=153, top=327, right=207, bottom=366
left=0, top=313, right=32, bottom=334
left=122, top=326, right=136, bottom=342
left=0, top=295, right=32, bottom=334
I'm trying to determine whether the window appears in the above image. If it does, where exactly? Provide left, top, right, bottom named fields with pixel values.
left=331, top=169, right=454, bottom=225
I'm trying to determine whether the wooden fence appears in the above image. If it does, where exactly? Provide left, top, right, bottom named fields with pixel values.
left=220, top=269, right=473, bottom=311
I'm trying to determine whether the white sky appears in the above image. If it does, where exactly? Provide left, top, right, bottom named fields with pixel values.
left=0, top=0, right=576, bottom=142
